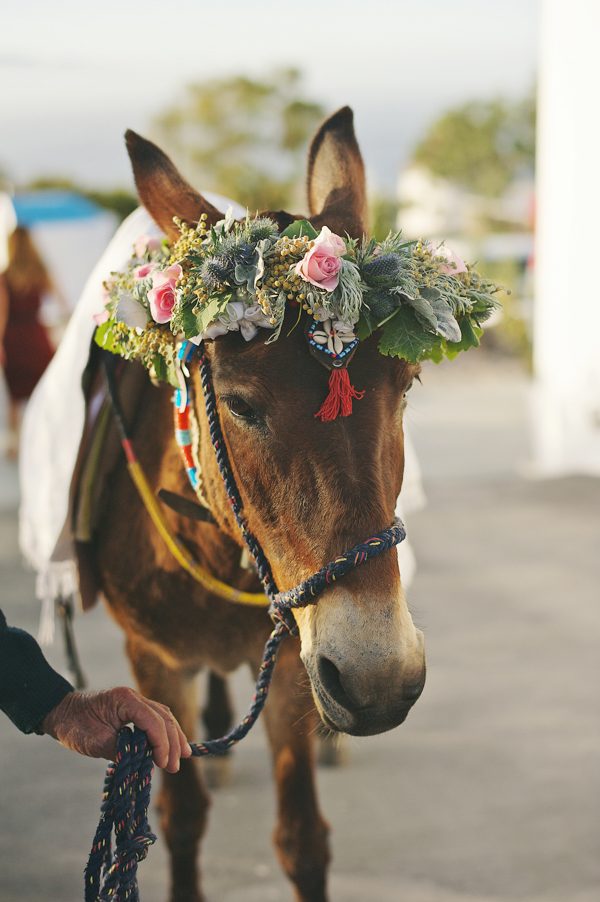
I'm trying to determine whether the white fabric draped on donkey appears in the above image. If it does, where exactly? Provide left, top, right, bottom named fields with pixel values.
left=19, top=200, right=425, bottom=643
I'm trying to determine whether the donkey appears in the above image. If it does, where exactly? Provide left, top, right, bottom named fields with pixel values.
left=93, top=107, right=426, bottom=902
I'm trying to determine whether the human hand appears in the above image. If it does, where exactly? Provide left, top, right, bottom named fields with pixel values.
left=41, top=687, right=193, bottom=773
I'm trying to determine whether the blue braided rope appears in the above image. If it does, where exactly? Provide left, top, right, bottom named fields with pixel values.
left=197, top=346, right=278, bottom=598
left=85, top=340, right=406, bottom=901
left=269, top=518, right=406, bottom=630
left=85, top=727, right=156, bottom=901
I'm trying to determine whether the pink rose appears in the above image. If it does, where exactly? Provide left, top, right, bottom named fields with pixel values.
left=314, top=226, right=346, bottom=256
left=295, top=226, right=346, bottom=292
left=427, top=241, right=467, bottom=276
left=134, top=262, right=156, bottom=280
left=135, top=234, right=163, bottom=257
left=147, top=263, right=182, bottom=323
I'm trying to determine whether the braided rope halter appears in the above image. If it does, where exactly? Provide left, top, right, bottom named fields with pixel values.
left=85, top=340, right=406, bottom=901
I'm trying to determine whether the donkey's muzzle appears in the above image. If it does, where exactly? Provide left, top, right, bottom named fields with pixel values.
left=309, top=639, right=426, bottom=736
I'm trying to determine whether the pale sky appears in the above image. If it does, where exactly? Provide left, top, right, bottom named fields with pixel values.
left=1, top=0, right=538, bottom=193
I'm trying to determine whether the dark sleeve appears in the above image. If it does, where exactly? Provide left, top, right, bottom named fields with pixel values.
left=0, top=608, right=74, bottom=734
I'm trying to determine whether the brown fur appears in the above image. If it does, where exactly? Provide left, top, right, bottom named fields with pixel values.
left=94, top=109, right=425, bottom=901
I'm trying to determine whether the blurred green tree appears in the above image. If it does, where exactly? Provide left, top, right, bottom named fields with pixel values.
left=152, top=69, right=324, bottom=211
left=369, top=195, right=400, bottom=240
left=413, top=95, right=535, bottom=197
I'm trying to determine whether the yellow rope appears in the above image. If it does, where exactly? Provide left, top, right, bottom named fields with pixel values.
left=127, top=459, right=269, bottom=607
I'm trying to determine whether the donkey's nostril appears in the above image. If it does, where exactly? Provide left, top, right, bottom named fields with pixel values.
left=317, top=655, right=355, bottom=711
left=402, top=670, right=426, bottom=702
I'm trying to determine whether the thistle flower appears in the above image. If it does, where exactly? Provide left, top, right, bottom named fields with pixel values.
left=362, top=254, right=405, bottom=288
left=233, top=243, right=258, bottom=266
left=244, top=217, right=279, bottom=244
left=367, top=290, right=400, bottom=322
left=200, top=255, right=233, bottom=290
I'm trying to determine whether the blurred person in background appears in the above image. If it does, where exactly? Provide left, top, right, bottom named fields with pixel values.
left=0, top=226, right=68, bottom=457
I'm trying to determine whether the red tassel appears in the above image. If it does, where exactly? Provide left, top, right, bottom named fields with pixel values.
left=315, top=368, right=365, bottom=422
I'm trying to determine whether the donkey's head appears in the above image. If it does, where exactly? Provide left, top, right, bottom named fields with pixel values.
left=126, top=108, right=425, bottom=736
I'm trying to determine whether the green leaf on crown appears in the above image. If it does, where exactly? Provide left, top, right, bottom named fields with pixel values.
left=279, top=219, right=318, bottom=240
left=356, top=309, right=376, bottom=341
left=94, top=319, right=117, bottom=354
left=152, top=354, right=168, bottom=382
left=443, top=316, right=483, bottom=358
left=171, top=302, right=198, bottom=337
left=195, top=294, right=232, bottom=335
left=377, top=305, right=439, bottom=363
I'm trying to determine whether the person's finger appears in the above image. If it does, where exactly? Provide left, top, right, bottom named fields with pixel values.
left=145, top=701, right=184, bottom=773
left=163, top=711, right=182, bottom=773
left=178, top=724, right=193, bottom=757
left=145, top=699, right=192, bottom=760
left=116, top=691, right=170, bottom=768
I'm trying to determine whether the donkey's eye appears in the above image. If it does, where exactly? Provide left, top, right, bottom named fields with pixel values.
left=403, top=373, right=421, bottom=397
left=223, top=395, right=260, bottom=422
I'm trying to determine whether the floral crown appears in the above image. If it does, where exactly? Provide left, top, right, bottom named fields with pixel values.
left=95, top=212, right=501, bottom=420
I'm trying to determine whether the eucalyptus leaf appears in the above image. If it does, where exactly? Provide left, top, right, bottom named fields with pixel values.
left=405, top=295, right=438, bottom=331
left=428, top=297, right=462, bottom=342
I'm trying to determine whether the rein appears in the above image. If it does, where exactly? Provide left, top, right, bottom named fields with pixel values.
left=87, top=342, right=406, bottom=901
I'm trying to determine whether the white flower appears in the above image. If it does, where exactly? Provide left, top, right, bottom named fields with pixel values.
left=244, top=304, right=272, bottom=326
left=239, top=303, right=272, bottom=341
left=311, top=318, right=357, bottom=355
left=200, top=301, right=273, bottom=343
left=212, top=206, right=237, bottom=234
left=201, top=321, right=229, bottom=340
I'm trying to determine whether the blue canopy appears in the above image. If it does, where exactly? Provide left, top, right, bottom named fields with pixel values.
left=13, top=190, right=101, bottom=226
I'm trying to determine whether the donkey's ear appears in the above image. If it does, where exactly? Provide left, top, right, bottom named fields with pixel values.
left=125, top=130, right=222, bottom=240
left=306, top=107, right=367, bottom=239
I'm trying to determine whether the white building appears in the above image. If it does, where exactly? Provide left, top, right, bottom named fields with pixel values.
left=532, top=0, right=600, bottom=475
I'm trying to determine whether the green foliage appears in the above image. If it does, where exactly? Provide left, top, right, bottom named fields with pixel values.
left=413, top=94, right=535, bottom=197
left=95, top=215, right=502, bottom=382
left=378, top=306, right=438, bottom=363
left=153, top=69, right=324, bottom=212
left=477, top=257, right=532, bottom=364
left=195, top=295, right=231, bottom=334
left=280, top=219, right=318, bottom=240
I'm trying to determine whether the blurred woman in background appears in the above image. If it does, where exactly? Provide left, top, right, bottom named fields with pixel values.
left=0, top=227, right=59, bottom=457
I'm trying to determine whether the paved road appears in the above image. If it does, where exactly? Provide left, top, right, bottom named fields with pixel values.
left=0, top=354, right=598, bottom=902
